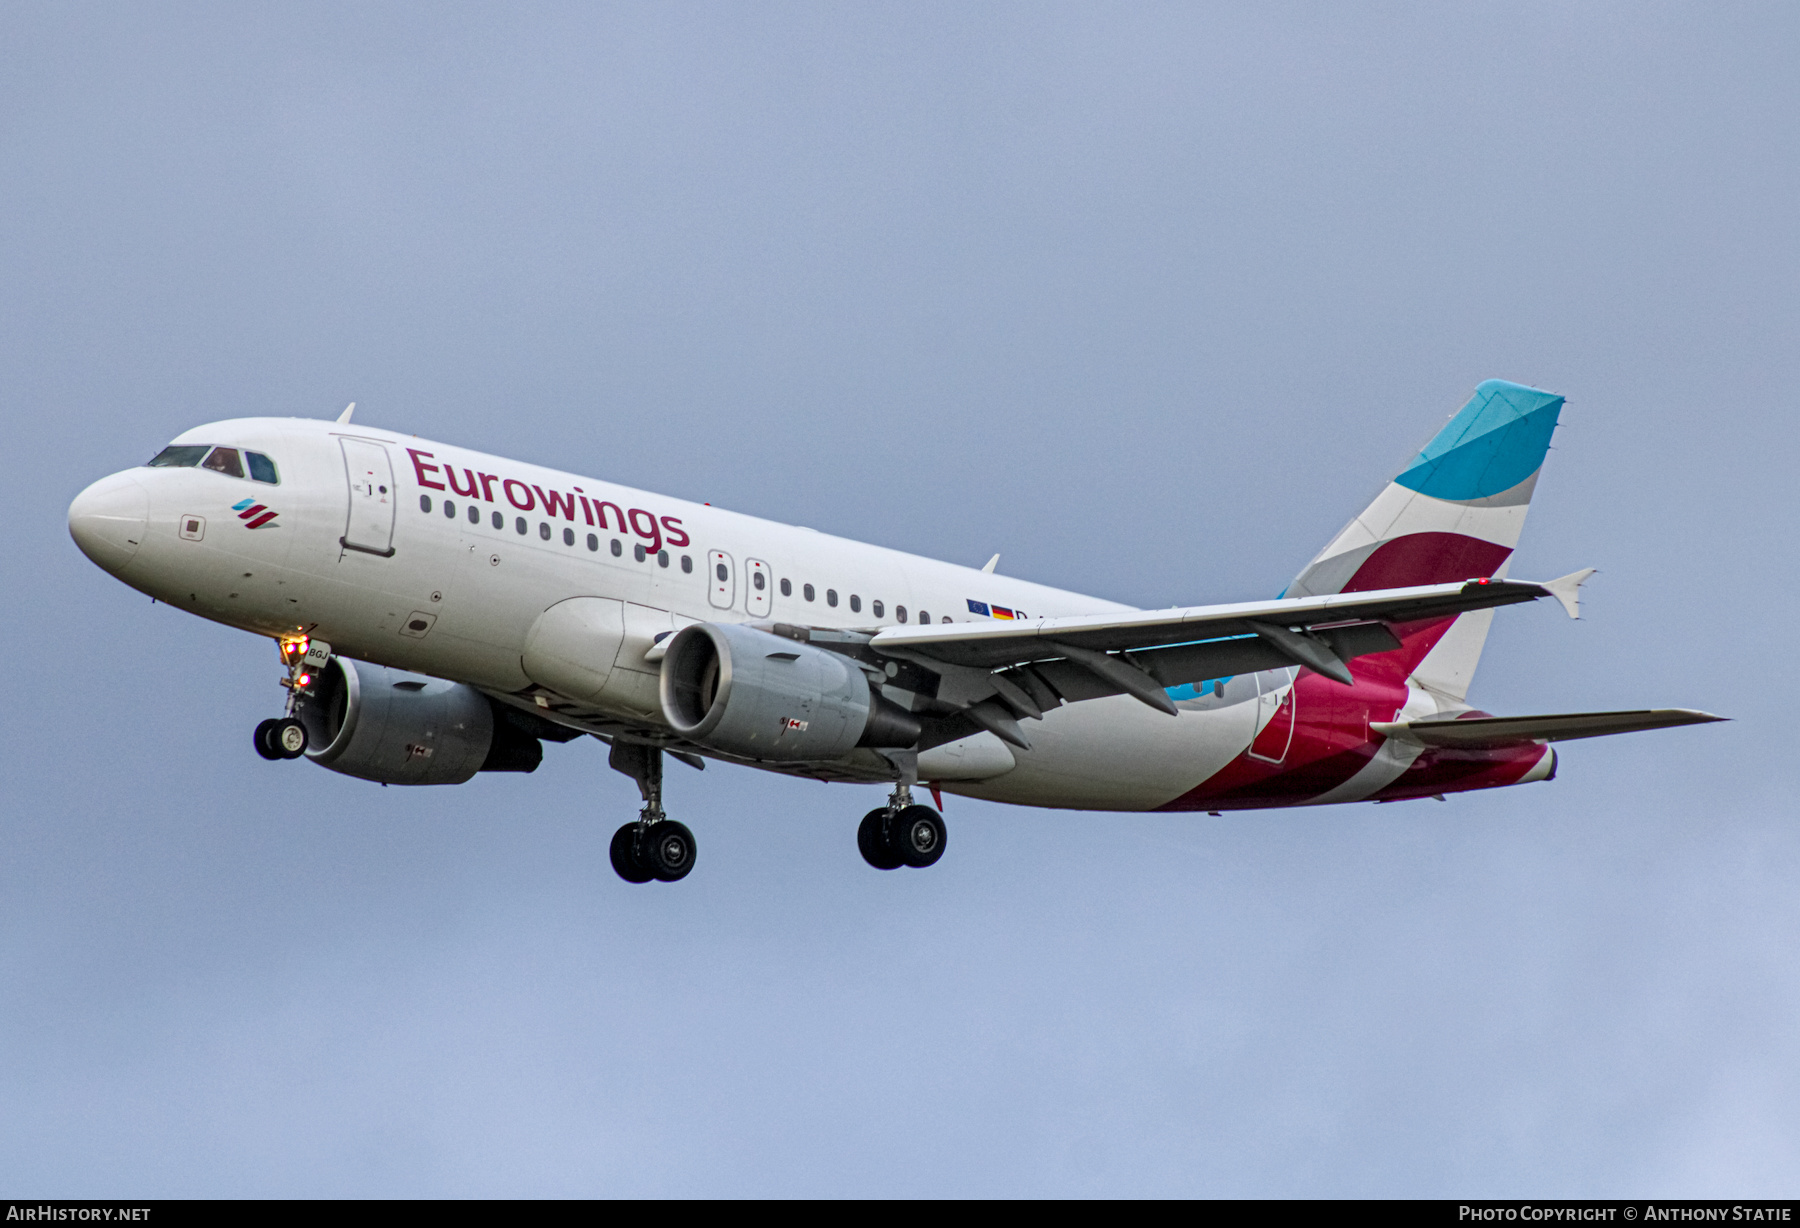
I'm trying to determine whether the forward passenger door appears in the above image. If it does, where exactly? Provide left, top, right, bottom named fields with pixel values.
left=339, top=438, right=396, bottom=557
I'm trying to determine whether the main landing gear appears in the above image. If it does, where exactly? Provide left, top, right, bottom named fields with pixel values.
left=254, top=636, right=320, bottom=761
left=858, top=780, right=947, bottom=871
left=608, top=742, right=696, bottom=884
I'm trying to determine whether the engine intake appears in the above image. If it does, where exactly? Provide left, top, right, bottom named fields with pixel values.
left=660, top=622, right=920, bottom=761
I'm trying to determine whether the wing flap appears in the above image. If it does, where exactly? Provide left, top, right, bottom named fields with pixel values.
left=1372, top=708, right=1726, bottom=748
left=1025, top=622, right=1403, bottom=704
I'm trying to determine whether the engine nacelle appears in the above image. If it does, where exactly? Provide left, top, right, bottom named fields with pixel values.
left=295, top=657, right=505, bottom=785
left=660, top=622, right=919, bottom=761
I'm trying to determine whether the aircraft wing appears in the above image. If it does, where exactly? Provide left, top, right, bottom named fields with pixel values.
left=871, top=578, right=1553, bottom=669
left=860, top=578, right=1572, bottom=735
left=1371, top=708, right=1726, bottom=748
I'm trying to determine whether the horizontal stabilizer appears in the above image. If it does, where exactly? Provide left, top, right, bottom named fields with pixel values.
left=1371, top=708, right=1726, bottom=749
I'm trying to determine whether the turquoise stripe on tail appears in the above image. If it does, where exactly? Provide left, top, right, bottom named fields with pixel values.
left=1395, top=379, right=1564, bottom=503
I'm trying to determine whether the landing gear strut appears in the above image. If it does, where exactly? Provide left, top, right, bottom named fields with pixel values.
left=858, top=765, right=948, bottom=871
left=608, top=741, right=696, bottom=884
left=254, top=636, right=319, bottom=760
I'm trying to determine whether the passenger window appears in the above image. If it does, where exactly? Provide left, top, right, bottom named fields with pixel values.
left=563, top=527, right=575, bottom=546
left=147, top=445, right=209, bottom=468
left=420, top=495, right=433, bottom=513
left=715, top=562, right=728, bottom=582
left=201, top=447, right=244, bottom=478
left=753, top=571, right=766, bottom=591
left=896, top=605, right=907, bottom=623
left=826, top=589, right=838, bottom=607
left=803, top=583, right=815, bottom=602
left=681, top=555, right=693, bottom=573
left=918, top=610, right=929, bottom=624
left=941, top=615, right=951, bottom=623
left=539, top=522, right=551, bottom=541
left=468, top=506, right=479, bottom=524
left=780, top=578, right=792, bottom=597
left=849, top=594, right=861, bottom=613
left=873, top=600, right=884, bottom=618
left=611, top=539, right=623, bottom=557
left=634, top=544, right=647, bottom=562
left=444, top=500, right=456, bottom=518
left=491, top=511, right=503, bottom=530
left=587, top=533, right=599, bottom=551
left=515, top=517, right=527, bottom=535
left=658, top=550, right=669, bottom=567
left=245, top=451, right=279, bottom=484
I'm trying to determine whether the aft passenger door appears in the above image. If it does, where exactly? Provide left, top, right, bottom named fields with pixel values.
left=707, top=550, right=735, bottom=610
left=339, top=438, right=396, bottom=557
left=1248, top=673, right=1297, bottom=763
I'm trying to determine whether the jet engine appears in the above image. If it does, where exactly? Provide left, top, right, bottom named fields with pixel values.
left=294, top=657, right=549, bottom=785
left=660, top=622, right=920, bottom=761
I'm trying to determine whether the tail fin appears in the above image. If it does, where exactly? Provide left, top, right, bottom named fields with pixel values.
left=1288, top=379, right=1565, bottom=701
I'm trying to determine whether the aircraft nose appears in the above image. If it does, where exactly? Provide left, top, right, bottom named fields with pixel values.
left=69, top=471, right=150, bottom=574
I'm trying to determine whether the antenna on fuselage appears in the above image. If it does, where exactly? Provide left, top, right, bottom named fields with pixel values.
left=981, top=554, right=1000, bottom=574
left=336, top=402, right=356, bottom=424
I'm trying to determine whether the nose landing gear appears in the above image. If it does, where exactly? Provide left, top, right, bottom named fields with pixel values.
left=254, top=636, right=326, bottom=762
left=608, top=742, right=697, bottom=883
left=253, top=717, right=308, bottom=760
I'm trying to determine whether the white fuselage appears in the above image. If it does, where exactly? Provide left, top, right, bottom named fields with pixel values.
left=69, top=416, right=1393, bottom=811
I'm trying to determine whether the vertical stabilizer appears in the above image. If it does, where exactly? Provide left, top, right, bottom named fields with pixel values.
left=1288, top=380, right=1565, bottom=701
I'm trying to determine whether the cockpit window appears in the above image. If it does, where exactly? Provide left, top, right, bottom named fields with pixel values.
left=147, top=445, right=209, bottom=468
left=245, top=451, right=279, bottom=484
left=200, top=447, right=244, bottom=478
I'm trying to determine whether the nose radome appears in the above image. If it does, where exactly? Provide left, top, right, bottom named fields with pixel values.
left=69, top=472, right=150, bottom=574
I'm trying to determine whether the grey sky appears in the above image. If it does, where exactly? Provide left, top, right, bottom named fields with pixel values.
left=3, top=3, right=1796, bottom=1196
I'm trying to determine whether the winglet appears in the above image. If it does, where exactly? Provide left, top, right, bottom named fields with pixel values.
left=337, top=402, right=356, bottom=424
left=1541, top=568, right=1596, bottom=619
left=981, top=554, right=1000, bottom=574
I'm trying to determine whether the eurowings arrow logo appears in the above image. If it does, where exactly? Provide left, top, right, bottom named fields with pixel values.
left=232, top=497, right=280, bottom=529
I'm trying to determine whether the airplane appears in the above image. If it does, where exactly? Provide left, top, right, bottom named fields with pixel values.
left=67, top=380, right=1723, bottom=883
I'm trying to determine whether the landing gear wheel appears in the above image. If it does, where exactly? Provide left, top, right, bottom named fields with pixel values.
left=857, top=808, right=904, bottom=871
left=893, top=804, right=947, bottom=868
left=272, top=717, right=308, bottom=759
left=642, top=820, right=696, bottom=882
left=609, top=823, right=654, bottom=884
left=253, top=719, right=282, bottom=761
